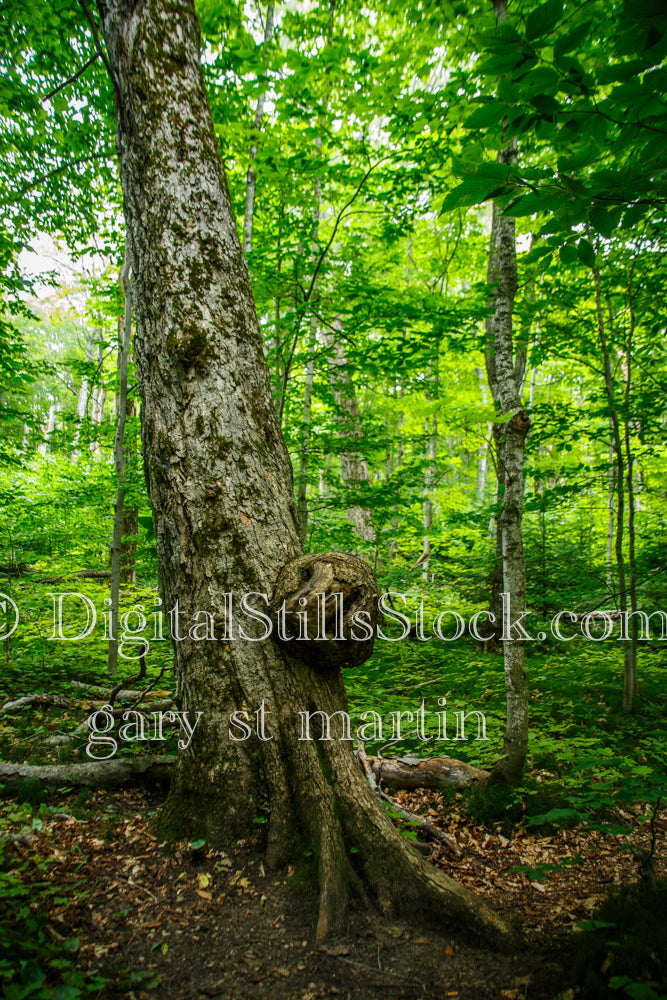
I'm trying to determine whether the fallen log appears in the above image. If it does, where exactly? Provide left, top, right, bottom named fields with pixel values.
left=2, top=694, right=72, bottom=712
left=357, top=752, right=489, bottom=790
left=0, top=755, right=176, bottom=790
left=0, top=751, right=487, bottom=796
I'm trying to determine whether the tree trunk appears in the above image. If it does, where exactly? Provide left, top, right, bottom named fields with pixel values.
left=606, top=422, right=615, bottom=594
left=624, top=272, right=638, bottom=699
left=594, top=266, right=633, bottom=710
left=0, top=756, right=174, bottom=790
left=90, top=338, right=106, bottom=455
left=242, top=3, right=275, bottom=256
left=97, top=0, right=509, bottom=945
left=73, top=327, right=101, bottom=450
left=296, top=174, right=321, bottom=544
left=323, top=320, right=375, bottom=542
left=484, top=0, right=529, bottom=783
left=422, top=416, right=434, bottom=580
left=37, top=402, right=57, bottom=455
left=296, top=321, right=316, bottom=544
left=107, top=250, right=132, bottom=677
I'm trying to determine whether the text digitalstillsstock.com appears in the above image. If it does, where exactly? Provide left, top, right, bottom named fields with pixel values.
left=1, top=591, right=666, bottom=659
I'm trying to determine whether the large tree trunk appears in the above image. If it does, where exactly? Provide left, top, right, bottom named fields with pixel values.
left=96, top=0, right=509, bottom=944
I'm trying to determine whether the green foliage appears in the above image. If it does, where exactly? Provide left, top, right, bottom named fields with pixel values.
left=571, top=882, right=667, bottom=999
left=0, top=854, right=108, bottom=1000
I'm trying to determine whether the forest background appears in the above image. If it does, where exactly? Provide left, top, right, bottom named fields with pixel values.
left=0, top=0, right=666, bottom=997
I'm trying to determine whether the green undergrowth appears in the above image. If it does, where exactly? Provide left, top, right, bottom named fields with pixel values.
left=0, top=839, right=108, bottom=1000
left=570, top=881, right=667, bottom=999
left=345, top=633, right=665, bottom=836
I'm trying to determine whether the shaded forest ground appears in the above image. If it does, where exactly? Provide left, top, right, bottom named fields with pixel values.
left=1, top=618, right=666, bottom=998
left=1, top=784, right=665, bottom=1000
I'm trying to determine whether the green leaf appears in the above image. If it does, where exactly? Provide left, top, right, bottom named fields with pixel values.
left=623, top=983, right=660, bottom=1000
left=621, top=202, right=648, bottom=229
left=441, top=180, right=497, bottom=212
left=589, top=206, right=616, bottom=239
left=462, top=102, right=510, bottom=129
left=526, top=0, right=564, bottom=41
left=577, top=238, right=597, bottom=268
left=52, top=93, right=68, bottom=116
left=559, top=244, right=579, bottom=265
left=504, top=192, right=547, bottom=216
left=137, top=514, right=154, bottom=538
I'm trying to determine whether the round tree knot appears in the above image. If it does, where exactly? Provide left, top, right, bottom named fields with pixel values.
left=270, top=552, right=380, bottom=670
left=510, top=409, right=530, bottom=435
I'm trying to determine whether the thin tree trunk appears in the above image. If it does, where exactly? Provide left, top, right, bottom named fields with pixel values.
left=107, top=250, right=132, bottom=678
left=324, top=320, right=375, bottom=542
left=485, top=0, right=529, bottom=784
left=97, top=0, right=509, bottom=944
left=242, top=3, right=275, bottom=256
left=121, top=395, right=138, bottom=583
left=623, top=270, right=638, bottom=699
left=74, top=328, right=99, bottom=449
left=90, top=337, right=106, bottom=455
left=296, top=171, right=321, bottom=543
left=296, top=318, right=316, bottom=543
left=593, top=266, right=632, bottom=711
left=37, top=403, right=57, bottom=455
left=474, top=368, right=490, bottom=505
left=388, top=405, right=403, bottom=564
left=606, top=422, right=615, bottom=594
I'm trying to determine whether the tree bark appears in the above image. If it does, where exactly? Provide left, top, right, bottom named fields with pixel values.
left=37, top=402, right=57, bottom=455
left=594, top=267, right=635, bottom=710
left=323, top=320, right=375, bottom=542
left=361, top=753, right=489, bottom=791
left=107, top=249, right=132, bottom=677
left=96, top=0, right=510, bottom=944
left=484, top=0, right=530, bottom=784
left=242, top=3, right=275, bottom=256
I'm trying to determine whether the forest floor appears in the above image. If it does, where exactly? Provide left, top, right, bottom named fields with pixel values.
left=4, top=783, right=665, bottom=1000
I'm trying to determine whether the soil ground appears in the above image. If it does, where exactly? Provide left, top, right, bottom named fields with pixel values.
left=8, top=784, right=665, bottom=1000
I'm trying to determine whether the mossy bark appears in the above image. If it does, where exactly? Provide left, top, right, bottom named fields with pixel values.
left=97, top=0, right=513, bottom=946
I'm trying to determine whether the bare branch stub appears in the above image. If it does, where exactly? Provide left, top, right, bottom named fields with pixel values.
left=270, top=551, right=380, bottom=670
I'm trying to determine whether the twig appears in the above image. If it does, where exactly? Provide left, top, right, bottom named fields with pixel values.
left=41, top=54, right=99, bottom=104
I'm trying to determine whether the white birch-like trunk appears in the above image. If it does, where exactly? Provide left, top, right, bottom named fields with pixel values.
left=242, top=3, right=275, bottom=257
left=485, top=0, right=530, bottom=783
left=37, top=403, right=57, bottom=455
